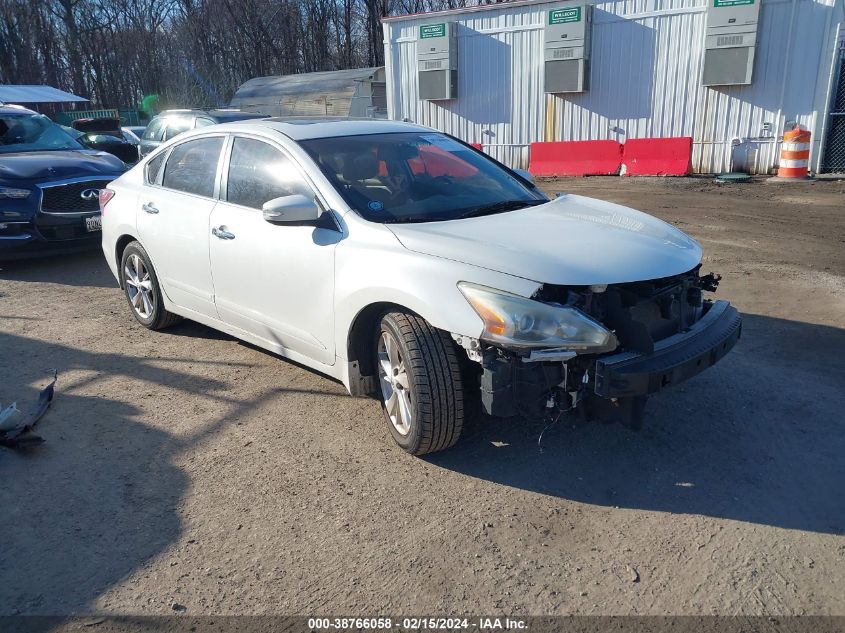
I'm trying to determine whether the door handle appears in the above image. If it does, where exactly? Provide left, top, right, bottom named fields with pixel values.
left=142, top=202, right=159, bottom=214
left=212, top=226, right=235, bottom=240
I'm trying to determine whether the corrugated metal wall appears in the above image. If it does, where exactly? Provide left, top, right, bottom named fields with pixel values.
left=384, top=0, right=843, bottom=173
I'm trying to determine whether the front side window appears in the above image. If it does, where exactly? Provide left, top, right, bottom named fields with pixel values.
left=142, top=118, right=165, bottom=141
left=164, top=118, right=192, bottom=141
left=298, top=132, right=544, bottom=223
left=226, top=137, right=314, bottom=210
left=161, top=136, right=224, bottom=197
left=0, top=114, right=84, bottom=153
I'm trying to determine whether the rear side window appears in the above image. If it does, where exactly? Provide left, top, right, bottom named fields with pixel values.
left=145, top=152, right=166, bottom=184
left=226, top=137, right=314, bottom=209
left=162, top=136, right=224, bottom=198
left=164, top=118, right=192, bottom=141
left=194, top=118, right=215, bottom=128
left=142, top=118, right=164, bottom=141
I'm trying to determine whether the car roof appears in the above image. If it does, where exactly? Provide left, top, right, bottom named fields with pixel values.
left=222, top=117, right=432, bottom=141
left=0, top=104, right=38, bottom=116
left=157, top=109, right=269, bottom=122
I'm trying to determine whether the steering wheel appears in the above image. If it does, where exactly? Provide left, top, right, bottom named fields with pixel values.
left=375, top=171, right=410, bottom=205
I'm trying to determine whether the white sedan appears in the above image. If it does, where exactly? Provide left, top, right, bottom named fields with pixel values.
left=100, top=119, right=741, bottom=455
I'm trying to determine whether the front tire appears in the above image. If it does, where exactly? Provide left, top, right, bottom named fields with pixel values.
left=120, top=241, right=181, bottom=330
left=375, top=311, right=465, bottom=455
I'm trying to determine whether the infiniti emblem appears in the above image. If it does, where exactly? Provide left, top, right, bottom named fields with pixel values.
left=80, top=188, right=100, bottom=200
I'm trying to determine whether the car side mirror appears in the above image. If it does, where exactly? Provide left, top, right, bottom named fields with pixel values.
left=513, top=168, right=535, bottom=185
left=262, top=194, right=321, bottom=224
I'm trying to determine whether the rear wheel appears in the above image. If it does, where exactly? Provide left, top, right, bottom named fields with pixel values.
left=120, top=241, right=181, bottom=330
left=375, top=311, right=465, bottom=455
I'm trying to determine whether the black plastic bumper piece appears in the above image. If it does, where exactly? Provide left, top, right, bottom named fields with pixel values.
left=593, top=300, right=742, bottom=399
left=480, top=355, right=516, bottom=417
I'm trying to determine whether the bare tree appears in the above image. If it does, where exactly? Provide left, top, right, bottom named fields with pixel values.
left=0, top=0, right=488, bottom=110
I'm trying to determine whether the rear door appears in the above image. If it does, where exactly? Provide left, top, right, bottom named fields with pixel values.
left=208, top=134, right=339, bottom=365
left=136, top=135, right=225, bottom=319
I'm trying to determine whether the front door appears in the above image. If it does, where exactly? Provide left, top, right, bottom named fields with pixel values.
left=209, top=135, right=338, bottom=365
left=137, top=134, right=225, bottom=318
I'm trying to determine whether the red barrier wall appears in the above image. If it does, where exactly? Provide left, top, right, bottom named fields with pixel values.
left=529, top=141, right=622, bottom=177
left=622, top=137, right=692, bottom=176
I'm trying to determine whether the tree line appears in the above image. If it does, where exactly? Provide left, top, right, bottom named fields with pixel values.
left=0, top=0, right=494, bottom=112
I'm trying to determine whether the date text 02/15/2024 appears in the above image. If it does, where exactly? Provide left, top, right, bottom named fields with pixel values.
left=307, top=617, right=528, bottom=630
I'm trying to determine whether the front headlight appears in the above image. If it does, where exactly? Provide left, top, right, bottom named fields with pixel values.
left=0, top=186, right=31, bottom=199
left=458, top=282, right=617, bottom=352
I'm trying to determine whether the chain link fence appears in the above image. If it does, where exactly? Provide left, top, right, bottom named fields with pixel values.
left=821, top=48, right=845, bottom=173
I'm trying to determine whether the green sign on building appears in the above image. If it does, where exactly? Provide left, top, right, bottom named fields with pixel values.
left=713, top=0, right=754, bottom=6
left=548, top=7, right=582, bottom=24
left=420, top=23, right=446, bottom=38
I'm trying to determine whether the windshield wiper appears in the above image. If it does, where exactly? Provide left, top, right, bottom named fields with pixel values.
left=377, top=200, right=544, bottom=224
left=455, top=199, right=543, bottom=220
left=380, top=215, right=453, bottom=224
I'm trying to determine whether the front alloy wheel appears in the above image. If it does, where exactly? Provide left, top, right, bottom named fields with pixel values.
left=378, top=330, right=413, bottom=436
left=375, top=311, right=465, bottom=455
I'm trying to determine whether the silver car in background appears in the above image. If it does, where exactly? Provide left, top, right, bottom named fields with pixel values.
left=138, top=109, right=269, bottom=158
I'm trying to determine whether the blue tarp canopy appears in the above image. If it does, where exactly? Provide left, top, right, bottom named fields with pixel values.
left=0, top=85, right=88, bottom=104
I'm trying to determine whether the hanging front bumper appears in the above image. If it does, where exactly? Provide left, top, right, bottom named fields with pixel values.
left=593, top=300, right=742, bottom=399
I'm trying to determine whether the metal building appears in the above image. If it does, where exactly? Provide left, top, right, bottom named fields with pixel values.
left=231, top=67, right=387, bottom=119
left=383, top=0, right=845, bottom=173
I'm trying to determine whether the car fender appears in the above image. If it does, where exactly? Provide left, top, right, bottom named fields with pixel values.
left=333, top=223, right=540, bottom=362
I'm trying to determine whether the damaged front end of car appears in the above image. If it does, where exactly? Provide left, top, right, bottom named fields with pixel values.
left=453, top=266, right=742, bottom=429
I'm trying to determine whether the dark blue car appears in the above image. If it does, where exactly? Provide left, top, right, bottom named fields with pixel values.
left=0, top=104, right=126, bottom=259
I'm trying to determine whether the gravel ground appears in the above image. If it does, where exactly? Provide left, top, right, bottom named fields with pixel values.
left=1, top=176, right=843, bottom=617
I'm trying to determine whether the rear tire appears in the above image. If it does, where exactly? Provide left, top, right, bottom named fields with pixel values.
left=120, top=241, right=181, bottom=330
left=375, top=311, right=465, bottom=455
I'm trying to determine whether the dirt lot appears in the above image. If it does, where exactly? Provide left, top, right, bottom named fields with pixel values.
left=1, top=176, right=844, bottom=617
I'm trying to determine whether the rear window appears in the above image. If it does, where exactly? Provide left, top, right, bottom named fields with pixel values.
left=161, top=136, right=224, bottom=198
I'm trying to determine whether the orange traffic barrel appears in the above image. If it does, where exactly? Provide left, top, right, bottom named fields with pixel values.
left=778, top=125, right=811, bottom=178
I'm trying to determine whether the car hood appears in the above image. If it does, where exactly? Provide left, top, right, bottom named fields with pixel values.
left=0, top=150, right=125, bottom=181
left=386, top=193, right=702, bottom=286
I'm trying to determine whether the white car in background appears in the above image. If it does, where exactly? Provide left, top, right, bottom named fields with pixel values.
left=100, top=119, right=741, bottom=455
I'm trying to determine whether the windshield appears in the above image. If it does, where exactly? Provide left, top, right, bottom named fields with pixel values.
left=299, top=132, right=546, bottom=223
left=0, top=113, right=84, bottom=153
